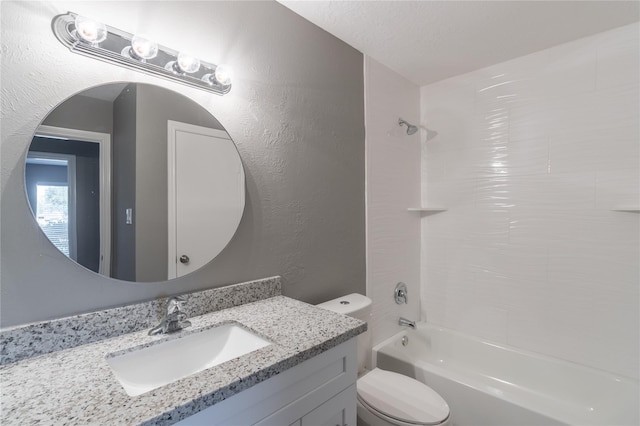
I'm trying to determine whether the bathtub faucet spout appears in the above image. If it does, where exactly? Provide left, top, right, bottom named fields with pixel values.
left=399, top=317, right=416, bottom=329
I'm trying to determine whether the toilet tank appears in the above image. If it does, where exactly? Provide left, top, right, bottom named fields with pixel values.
left=317, top=293, right=372, bottom=373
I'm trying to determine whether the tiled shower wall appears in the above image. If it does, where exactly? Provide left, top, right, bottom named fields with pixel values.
left=365, top=56, right=421, bottom=349
left=420, top=23, right=639, bottom=379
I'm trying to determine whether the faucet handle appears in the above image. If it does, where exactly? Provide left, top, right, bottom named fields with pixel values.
left=166, top=295, right=187, bottom=314
left=394, top=282, right=408, bottom=304
left=149, top=296, right=190, bottom=335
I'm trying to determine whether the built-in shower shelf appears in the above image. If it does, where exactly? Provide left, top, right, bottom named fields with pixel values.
left=611, top=207, right=640, bottom=213
left=408, top=207, right=447, bottom=215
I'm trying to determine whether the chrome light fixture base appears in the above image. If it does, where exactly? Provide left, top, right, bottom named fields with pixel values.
left=52, top=12, right=232, bottom=95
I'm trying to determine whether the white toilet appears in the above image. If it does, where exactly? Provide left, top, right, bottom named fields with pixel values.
left=318, top=294, right=450, bottom=426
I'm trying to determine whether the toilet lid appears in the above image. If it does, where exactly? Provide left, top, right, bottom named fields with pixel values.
left=357, top=368, right=449, bottom=425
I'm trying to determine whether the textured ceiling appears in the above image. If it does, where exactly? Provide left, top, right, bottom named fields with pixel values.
left=278, top=1, right=640, bottom=86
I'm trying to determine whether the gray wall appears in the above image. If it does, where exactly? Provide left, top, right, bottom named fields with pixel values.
left=0, top=1, right=365, bottom=327
left=112, top=84, right=137, bottom=281
left=42, top=94, right=114, bottom=135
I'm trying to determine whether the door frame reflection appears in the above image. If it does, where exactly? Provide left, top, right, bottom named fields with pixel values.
left=33, top=125, right=112, bottom=276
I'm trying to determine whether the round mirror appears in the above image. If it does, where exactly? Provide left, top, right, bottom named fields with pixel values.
left=25, top=82, right=245, bottom=282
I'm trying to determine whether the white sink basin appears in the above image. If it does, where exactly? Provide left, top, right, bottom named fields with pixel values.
left=106, top=322, right=271, bottom=396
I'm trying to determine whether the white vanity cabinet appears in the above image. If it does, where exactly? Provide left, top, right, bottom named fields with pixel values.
left=298, top=384, right=356, bottom=426
left=176, top=339, right=357, bottom=426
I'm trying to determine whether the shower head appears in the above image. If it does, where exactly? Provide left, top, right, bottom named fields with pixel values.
left=399, top=118, right=418, bottom=135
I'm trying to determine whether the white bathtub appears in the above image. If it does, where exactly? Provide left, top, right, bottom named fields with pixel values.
left=372, top=323, right=639, bottom=426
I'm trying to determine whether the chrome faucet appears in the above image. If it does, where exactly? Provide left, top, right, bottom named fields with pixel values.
left=398, top=317, right=416, bottom=329
left=148, top=296, right=192, bottom=335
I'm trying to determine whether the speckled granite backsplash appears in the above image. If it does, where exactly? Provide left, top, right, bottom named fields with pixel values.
left=0, top=276, right=281, bottom=365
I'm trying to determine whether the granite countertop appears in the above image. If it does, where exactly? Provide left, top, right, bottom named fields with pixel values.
left=0, top=295, right=366, bottom=425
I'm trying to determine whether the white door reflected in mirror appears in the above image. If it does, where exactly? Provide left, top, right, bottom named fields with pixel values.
left=168, top=121, right=245, bottom=278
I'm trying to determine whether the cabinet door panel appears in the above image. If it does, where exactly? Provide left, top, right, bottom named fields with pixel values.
left=301, top=384, right=356, bottom=426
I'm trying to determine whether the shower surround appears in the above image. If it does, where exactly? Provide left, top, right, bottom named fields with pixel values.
left=420, top=22, right=639, bottom=380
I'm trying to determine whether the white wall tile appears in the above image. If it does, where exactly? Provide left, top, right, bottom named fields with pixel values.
left=476, top=44, right=597, bottom=109
left=504, top=137, right=550, bottom=175
left=513, top=172, right=597, bottom=209
left=426, top=177, right=477, bottom=208
left=420, top=23, right=639, bottom=380
left=595, top=168, right=640, bottom=209
left=507, top=278, right=639, bottom=380
left=597, top=23, right=640, bottom=89
left=365, top=56, right=421, bottom=350
left=549, top=134, right=602, bottom=173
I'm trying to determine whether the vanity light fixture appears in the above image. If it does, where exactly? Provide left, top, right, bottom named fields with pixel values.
left=52, top=12, right=232, bottom=95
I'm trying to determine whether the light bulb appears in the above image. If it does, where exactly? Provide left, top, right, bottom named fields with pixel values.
left=176, top=52, right=200, bottom=73
left=214, top=64, right=232, bottom=86
left=202, top=64, right=233, bottom=87
left=74, top=15, right=107, bottom=44
left=129, top=34, right=158, bottom=60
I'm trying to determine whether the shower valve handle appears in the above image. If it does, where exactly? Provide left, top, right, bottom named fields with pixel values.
left=394, top=282, right=408, bottom=304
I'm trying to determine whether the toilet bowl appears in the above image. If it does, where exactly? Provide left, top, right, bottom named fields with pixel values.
left=317, top=294, right=450, bottom=426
